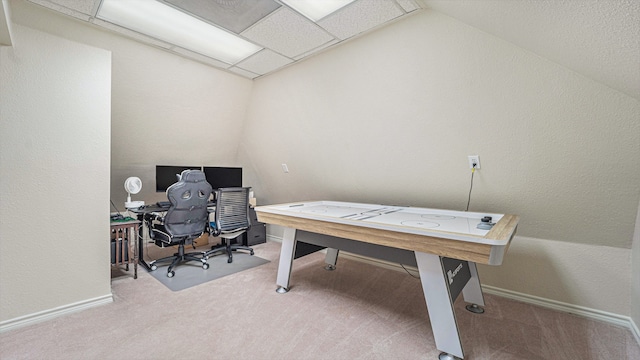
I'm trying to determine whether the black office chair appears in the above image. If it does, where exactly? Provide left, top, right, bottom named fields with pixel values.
left=204, top=187, right=254, bottom=263
left=146, top=169, right=212, bottom=277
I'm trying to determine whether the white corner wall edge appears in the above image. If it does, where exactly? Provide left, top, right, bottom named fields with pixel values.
left=1, top=0, right=14, bottom=46
left=265, top=234, right=640, bottom=347
left=0, top=294, right=113, bottom=333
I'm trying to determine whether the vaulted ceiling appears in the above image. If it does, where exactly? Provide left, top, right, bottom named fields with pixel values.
left=420, top=0, right=639, bottom=101
left=2, top=0, right=638, bottom=101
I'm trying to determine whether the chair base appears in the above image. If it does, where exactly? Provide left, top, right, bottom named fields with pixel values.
left=204, top=238, right=254, bottom=263
left=149, top=243, right=208, bottom=277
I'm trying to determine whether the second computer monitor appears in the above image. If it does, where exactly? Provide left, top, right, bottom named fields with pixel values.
left=203, top=166, right=242, bottom=189
left=156, top=165, right=202, bottom=192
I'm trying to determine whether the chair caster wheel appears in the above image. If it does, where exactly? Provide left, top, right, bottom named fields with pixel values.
left=202, top=263, right=209, bottom=270
left=167, top=271, right=175, bottom=278
left=250, top=250, right=254, bottom=255
left=150, top=264, right=157, bottom=271
left=227, top=258, right=232, bottom=263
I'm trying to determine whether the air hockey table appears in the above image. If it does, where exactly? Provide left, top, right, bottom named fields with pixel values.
left=255, top=201, right=519, bottom=360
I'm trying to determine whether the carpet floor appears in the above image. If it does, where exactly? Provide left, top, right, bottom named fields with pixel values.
left=1, top=240, right=639, bottom=359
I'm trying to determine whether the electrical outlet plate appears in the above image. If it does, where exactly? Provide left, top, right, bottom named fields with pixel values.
left=281, top=163, right=289, bottom=173
left=468, top=155, right=480, bottom=169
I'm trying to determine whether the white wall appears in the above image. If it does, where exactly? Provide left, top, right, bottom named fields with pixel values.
left=242, top=10, right=640, bottom=314
left=109, top=42, right=253, bottom=206
left=9, top=0, right=254, bottom=208
left=2, top=0, right=638, bottom=329
left=0, top=0, right=252, bottom=325
left=0, top=23, right=111, bottom=321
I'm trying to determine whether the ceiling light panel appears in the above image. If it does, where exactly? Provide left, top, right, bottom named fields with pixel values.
left=97, top=0, right=262, bottom=64
left=318, top=0, right=405, bottom=40
left=281, top=0, right=356, bottom=22
left=91, top=18, right=174, bottom=48
left=242, top=7, right=335, bottom=58
left=163, top=0, right=281, bottom=34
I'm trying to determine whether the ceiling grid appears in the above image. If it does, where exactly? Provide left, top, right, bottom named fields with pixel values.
left=23, top=0, right=421, bottom=79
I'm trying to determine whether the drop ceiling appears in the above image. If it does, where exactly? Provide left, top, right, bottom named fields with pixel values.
left=24, top=0, right=422, bottom=79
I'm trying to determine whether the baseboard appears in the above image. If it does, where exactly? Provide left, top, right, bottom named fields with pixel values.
left=338, top=251, right=640, bottom=345
left=266, top=236, right=640, bottom=346
left=0, top=294, right=113, bottom=333
left=266, top=234, right=282, bottom=243
left=632, top=317, right=640, bottom=348
left=482, top=284, right=637, bottom=330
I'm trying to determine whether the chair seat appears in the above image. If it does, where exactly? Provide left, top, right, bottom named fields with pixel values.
left=150, top=224, right=171, bottom=244
left=219, top=229, right=247, bottom=240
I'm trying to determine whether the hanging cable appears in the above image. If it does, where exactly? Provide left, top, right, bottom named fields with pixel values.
left=465, top=165, right=476, bottom=211
left=400, top=263, right=420, bottom=279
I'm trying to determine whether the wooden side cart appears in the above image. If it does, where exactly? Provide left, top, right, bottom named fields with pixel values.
left=110, top=219, right=140, bottom=279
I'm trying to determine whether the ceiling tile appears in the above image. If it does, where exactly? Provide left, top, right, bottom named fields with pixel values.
left=162, top=0, right=281, bottom=34
left=318, top=0, right=405, bottom=40
left=293, top=38, right=340, bottom=61
left=241, top=7, right=335, bottom=58
left=24, top=0, right=423, bottom=80
left=396, top=0, right=420, bottom=13
left=235, top=49, right=294, bottom=75
left=36, top=0, right=99, bottom=15
left=228, top=66, right=260, bottom=79
left=28, top=0, right=97, bottom=20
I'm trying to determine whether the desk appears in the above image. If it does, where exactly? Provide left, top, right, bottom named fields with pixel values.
left=109, top=219, right=140, bottom=279
left=255, top=201, right=519, bottom=360
left=129, top=205, right=165, bottom=271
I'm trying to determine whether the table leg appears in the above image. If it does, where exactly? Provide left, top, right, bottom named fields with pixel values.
left=324, top=248, right=339, bottom=270
left=462, top=261, right=484, bottom=313
left=415, top=251, right=464, bottom=360
left=131, top=225, right=139, bottom=279
left=276, top=227, right=297, bottom=293
left=136, top=215, right=152, bottom=271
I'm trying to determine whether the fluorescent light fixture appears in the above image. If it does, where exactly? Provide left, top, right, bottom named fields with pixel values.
left=281, top=0, right=356, bottom=22
left=97, top=0, right=262, bottom=64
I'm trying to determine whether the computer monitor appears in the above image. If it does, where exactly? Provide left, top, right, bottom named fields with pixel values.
left=203, top=166, right=242, bottom=189
left=155, top=165, right=202, bottom=192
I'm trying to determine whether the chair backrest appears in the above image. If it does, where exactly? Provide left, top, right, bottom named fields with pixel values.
left=213, top=187, right=251, bottom=235
left=164, top=169, right=212, bottom=238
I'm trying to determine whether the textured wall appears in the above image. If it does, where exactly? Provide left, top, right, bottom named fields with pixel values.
left=422, top=0, right=640, bottom=101
left=0, top=23, right=111, bottom=321
left=9, top=0, right=254, bottom=208
left=243, top=9, right=640, bottom=249
left=241, top=10, right=640, bottom=313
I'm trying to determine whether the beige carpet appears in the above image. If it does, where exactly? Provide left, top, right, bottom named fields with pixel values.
left=1, top=241, right=639, bottom=360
